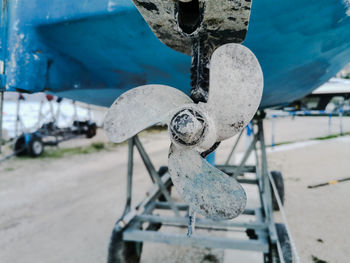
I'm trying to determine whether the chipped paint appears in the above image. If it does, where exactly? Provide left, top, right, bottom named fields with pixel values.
left=131, top=0, right=252, bottom=55
left=2, top=0, right=350, bottom=107
left=107, top=0, right=134, bottom=12
left=343, top=0, right=350, bottom=15
left=107, top=0, right=118, bottom=12
left=0, top=60, right=4, bottom=74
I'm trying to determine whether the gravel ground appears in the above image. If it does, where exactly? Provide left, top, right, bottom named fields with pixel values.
left=0, top=116, right=349, bottom=263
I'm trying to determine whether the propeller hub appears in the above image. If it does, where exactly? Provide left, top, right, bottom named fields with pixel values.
left=169, top=108, right=207, bottom=146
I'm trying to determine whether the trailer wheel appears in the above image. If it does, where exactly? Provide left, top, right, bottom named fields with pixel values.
left=86, top=123, right=97, bottom=138
left=270, top=171, right=285, bottom=211
left=14, top=135, right=28, bottom=156
left=265, top=223, right=293, bottom=263
left=276, top=223, right=293, bottom=263
left=107, top=226, right=143, bottom=263
left=28, top=135, right=44, bottom=157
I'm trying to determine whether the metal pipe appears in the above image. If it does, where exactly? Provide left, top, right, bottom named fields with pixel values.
left=73, top=100, right=77, bottom=122
left=339, top=107, right=343, bottom=136
left=253, top=142, right=264, bottom=205
left=154, top=202, right=189, bottom=210
left=225, top=128, right=244, bottom=165
left=257, top=117, right=273, bottom=228
left=117, top=173, right=172, bottom=229
left=134, top=136, right=180, bottom=217
left=88, top=104, right=92, bottom=120
left=233, top=135, right=258, bottom=177
left=216, top=164, right=256, bottom=174
left=122, top=138, right=135, bottom=216
left=269, top=171, right=301, bottom=263
left=136, top=214, right=268, bottom=230
left=124, top=229, right=269, bottom=252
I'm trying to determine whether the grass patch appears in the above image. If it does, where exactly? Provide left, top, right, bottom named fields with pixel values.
left=268, top=132, right=350, bottom=147
left=313, top=132, right=350, bottom=141
left=4, top=167, right=15, bottom=172
left=91, top=142, right=105, bottom=150
left=313, top=134, right=339, bottom=140
left=39, top=141, right=107, bottom=159
left=14, top=140, right=123, bottom=160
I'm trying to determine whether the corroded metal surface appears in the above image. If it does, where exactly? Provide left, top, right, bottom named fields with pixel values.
left=206, top=43, right=263, bottom=141
left=169, top=107, right=207, bottom=146
left=131, top=0, right=252, bottom=55
left=104, top=84, right=192, bottom=143
left=168, top=143, right=246, bottom=219
left=104, top=43, right=263, bottom=220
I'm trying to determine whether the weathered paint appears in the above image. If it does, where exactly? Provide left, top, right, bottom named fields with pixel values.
left=0, top=0, right=349, bottom=109
left=131, top=0, right=251, bottom=55
left=0, top=0, right=9, bottom=90
left=343, top=0, right=350, bottom=15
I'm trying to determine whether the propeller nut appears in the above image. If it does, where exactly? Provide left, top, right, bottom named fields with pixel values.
left=169, top=108, right=207, bottom=146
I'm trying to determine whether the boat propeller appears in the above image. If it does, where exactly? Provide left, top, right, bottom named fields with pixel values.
left=104, top=43, right=263, bottom=220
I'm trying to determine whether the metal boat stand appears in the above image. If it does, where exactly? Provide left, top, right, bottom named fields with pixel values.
left=107, top=112, right=293, bottom=263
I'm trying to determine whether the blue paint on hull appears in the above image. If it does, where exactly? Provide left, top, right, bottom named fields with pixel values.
left=246, top=0, right=350, bottom=107
left=1, top=0, right=350, bottom=108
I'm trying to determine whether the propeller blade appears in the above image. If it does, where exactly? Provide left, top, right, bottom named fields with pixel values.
left=206, top=43, right=263, bottom=141
left=104, top=85, right=192, bottom=143
left=168, top=144, right=246, bottom=219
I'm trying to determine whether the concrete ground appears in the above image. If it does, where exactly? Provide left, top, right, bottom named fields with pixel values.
left=0, top=116, right=349, bottom=263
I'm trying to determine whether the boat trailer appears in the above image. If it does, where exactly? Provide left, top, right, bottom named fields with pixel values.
left=107, top=113, right=296, bottom=263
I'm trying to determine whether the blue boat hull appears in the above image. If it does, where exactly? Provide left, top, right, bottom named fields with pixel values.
left=1, top=0, right=350, bottom=108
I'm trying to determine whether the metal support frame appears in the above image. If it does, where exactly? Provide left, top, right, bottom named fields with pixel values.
left=119, top=136, right=180, bottom=220
left=225, top=128, right=244, bottom=165
left=112, top=116, right=285, bottom=262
